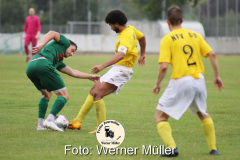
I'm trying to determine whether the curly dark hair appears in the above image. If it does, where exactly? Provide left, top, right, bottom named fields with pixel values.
left=105, top=10, right=128, bottom=25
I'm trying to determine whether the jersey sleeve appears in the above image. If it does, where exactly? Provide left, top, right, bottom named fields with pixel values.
left=56, top=61, right=67, bottom=71
left=58, top=34, right=70, bottom=49
left=37, top=17, right=41, bottom=32
left=23, top=17, right=28, bottom=32
left=132, top=27, right=144, bottom=40
left=159, top=37, right=171, bottom=64
left=198, top=34, right=212, bottom=58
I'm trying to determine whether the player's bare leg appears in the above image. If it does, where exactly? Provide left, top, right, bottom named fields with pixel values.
left=92, top=81, right=117, bottom=101
left=154, top=110, right=169, bottom=123
left=89, top=80, right=102, bottom=96
left=197, top=111, right=220, bottom=155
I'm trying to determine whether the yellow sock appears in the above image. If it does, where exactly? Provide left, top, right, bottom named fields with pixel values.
left=201, top=118, right=217, bottom=151
left=157, top=122, right=176, bottom=149
left=75, top=94, right=94, bottom=121
left=94, top=99, right=106, bottom=125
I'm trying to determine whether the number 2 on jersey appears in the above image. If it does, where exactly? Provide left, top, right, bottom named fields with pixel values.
left=183, top=45, right=196, bottom=66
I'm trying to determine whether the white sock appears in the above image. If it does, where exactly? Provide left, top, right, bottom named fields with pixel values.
left=38, top=118, right=44, bottom=127
left=46, top=114, right=55, bottom=122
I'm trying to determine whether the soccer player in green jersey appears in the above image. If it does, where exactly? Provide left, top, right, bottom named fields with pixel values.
left=153, top=6, right=224, bottom=156
left=26, top=31, right=100, bottom=131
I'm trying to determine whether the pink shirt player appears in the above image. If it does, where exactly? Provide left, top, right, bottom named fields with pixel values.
left=23, top=8, right=41, bottom=62
left=24, top=15, right=41, bottom=36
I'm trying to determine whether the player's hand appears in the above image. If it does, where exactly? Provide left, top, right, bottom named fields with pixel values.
left=89, top=75, right=100, bottom=83
left=22, top=33, right=26, bottom=39
left=214, top=76, right=224, bottom=91
left=138, top=55, right=146, bottom=66
left=32, top=43, right=44, bottom=55
left=35, top=31, right=41, bottom=40
left=153, top=84, right=161, bottom=94
left=35, top=35, right=40, bottom=40
left=91, top=65, right=104, bottom=73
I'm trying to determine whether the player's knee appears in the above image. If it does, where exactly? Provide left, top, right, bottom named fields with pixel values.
left=42, top=90, right=52, bottom=100
left=56, top=90, right=69, bottom=101
left=154, top=114, right=161, bottom=124
left=93, top=91, right=103, bottom=101
left=89, top=89, right=95, bottom=97
left=197, top=111, right=210, bottom=121
left=43, top=94, right=51, bottom=100
left=59, top=95, right=69, bottom=101
left=154, top=111, right=169, bottom=123
left=90, top=83, right=98, bottom=96
left=63, top=94, right=69, bottom=101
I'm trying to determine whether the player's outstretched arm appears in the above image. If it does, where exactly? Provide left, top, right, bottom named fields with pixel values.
left=153, top=62, right=169, bottom=94
left=32, top=31, right=60, bottom=55
left=138, top=35, right=147, bottom=66
left=90, top=52, right=125, bottom=73
left=208, top=51, right=224, bottom=91
left=60, top=66, right=100, bottom=82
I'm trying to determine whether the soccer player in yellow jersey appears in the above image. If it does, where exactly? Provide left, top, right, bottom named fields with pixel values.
left=68, top=10, right=146, bottom=133
left=153, top=6, right=224, bottom=157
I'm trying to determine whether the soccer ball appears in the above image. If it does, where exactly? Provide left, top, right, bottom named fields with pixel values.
left=54, top=115, right=69, bottom=130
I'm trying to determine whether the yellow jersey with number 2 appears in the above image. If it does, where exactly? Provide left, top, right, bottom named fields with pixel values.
left=115, top=25, right=144, bottom=68
left=159, top=28, right=212, bottom=79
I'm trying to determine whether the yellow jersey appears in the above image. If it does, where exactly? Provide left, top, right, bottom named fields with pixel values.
left=115, top=25, right=144, bottom=68
left=159, top=28, right=212, bottom=79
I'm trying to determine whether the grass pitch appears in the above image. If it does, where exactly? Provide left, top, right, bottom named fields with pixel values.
left=0, top=54, right=239, bottom=160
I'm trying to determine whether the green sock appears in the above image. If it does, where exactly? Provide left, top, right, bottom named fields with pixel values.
left=38, top=98, right=49, bottom=118
left=50, top=97, right=67, bottom=116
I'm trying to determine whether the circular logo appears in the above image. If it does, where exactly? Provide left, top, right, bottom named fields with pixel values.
left=96, top=120, right=125, bottom=148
